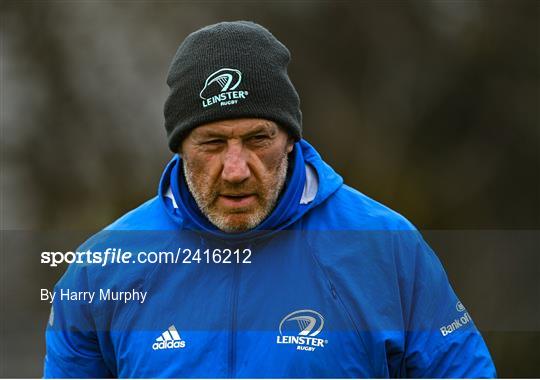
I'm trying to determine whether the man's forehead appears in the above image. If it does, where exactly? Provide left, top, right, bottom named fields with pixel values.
left=191, top=119, right=279, bottom=138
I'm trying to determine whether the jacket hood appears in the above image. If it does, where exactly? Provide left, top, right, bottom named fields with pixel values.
left=158, top=139, right=343, bottom=242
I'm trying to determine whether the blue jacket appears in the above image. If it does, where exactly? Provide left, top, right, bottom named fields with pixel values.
left=44, top=140, right=496, bottom=378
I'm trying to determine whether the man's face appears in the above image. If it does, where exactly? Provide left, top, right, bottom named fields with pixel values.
left=180, top=118, right=294, bottom=233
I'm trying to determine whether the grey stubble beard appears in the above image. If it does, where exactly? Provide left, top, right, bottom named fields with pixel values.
left=182, top=153, right=289, bottom=232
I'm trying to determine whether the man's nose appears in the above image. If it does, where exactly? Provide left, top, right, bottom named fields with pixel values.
left=221, top=144, right=251, bottom=183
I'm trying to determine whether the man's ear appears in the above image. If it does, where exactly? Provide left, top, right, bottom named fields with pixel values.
left=286, top=136, right=295, bottom=154
left=177, top=138, right=186, bottom=157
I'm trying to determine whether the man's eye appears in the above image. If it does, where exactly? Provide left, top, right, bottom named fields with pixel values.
left=203, top=139, right=224, bottom=145
left=250, top=135, right=269, bottom=142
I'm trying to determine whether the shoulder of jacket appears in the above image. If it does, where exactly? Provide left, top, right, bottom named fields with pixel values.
left=307, top=184, right=417, bottom=231
left=104, top=196, right=177, bottom=231
left=63, top=196, right=174, bottom=285
left=68, top=196, right=176, bottom=267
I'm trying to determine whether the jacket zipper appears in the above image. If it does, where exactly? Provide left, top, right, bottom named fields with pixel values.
left=228, top=261, right=241, bottom=378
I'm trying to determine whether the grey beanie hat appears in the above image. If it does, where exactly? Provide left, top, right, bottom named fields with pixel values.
left=164, top=21, right=302, bottom=152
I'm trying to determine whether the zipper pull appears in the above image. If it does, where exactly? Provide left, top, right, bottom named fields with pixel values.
left=330, top=282, right=337, bottom=299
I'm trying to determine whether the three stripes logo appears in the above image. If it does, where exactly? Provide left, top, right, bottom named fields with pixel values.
left=152, top=325, right=186, bottom=350
left=276, top=309, right=328, bottom=352
left=200, top=68, right=249, bottom=108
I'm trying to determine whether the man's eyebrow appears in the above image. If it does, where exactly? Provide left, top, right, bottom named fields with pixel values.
left=196, top=130, right=228, bottom=139
left=242, top=125, right=276, bottom=137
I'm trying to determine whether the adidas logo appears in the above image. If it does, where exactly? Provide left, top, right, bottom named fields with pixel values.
left=152, top=325, right=186, bottom=350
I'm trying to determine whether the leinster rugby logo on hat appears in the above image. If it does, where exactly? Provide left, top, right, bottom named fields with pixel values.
left=200, top=68, right=249, bottom=108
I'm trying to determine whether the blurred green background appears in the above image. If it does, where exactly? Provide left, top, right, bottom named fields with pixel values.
left=1, top=0, right=539, bottom=377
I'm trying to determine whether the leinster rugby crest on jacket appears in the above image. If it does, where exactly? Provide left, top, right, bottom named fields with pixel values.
left=276, top=310, right=328, bottom=352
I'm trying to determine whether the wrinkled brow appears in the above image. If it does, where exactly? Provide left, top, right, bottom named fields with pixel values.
left=196, top=124, right=277, bottom=139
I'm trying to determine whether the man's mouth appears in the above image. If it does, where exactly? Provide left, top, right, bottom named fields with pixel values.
left=218, top=194, right=257, bottom=209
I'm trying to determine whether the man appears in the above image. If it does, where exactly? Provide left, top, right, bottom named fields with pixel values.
left=44, top=21, right=496, bottom=378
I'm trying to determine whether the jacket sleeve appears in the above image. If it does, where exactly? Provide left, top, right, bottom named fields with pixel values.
left=398, top=231, right=496, bottom=378
left=43, top=262, right=113, bottom=378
